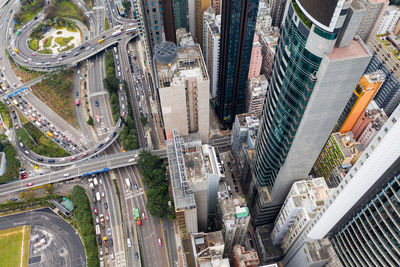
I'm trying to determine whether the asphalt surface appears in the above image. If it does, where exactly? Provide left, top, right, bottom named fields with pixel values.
left=0, top=208, right=86, bottom=267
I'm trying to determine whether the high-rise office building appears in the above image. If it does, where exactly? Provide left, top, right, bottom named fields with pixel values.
left=143, top=0, right=165, bottom=46
left=203, top=7, right=221, bottom=99
left=161, top=0, right=176, bottom=43
left=196, top=0, right=211, bottom=46
left=366, top=33, right=400, bottom=116
left=172, top=0, right=188, bottom=33
left=251, top=0, right=373, bottom=225
left=269, top=0, right=286, bottom=27
left=282, top=103, right=400, bottom=267
left=217, top=0, right=260, bottom=126
left=333, top=71, right=385, bottom=133
left=355, top=0, right=389, bottom=44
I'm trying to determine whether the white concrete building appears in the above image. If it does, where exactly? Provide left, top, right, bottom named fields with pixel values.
left=376, top=5, right=400, bottom=34
left=246, top=75, right=268, bottom=118
left=203, top=7, right=221, bottom=99
left=271, top=178, right=332, bottom=253
left=154, top=42, right=209, bottom=143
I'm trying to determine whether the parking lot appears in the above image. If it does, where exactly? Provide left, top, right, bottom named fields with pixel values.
left=0, top=208, right=86, bottom=267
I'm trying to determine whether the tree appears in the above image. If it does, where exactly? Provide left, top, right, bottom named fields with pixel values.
left=19, top=191, right=37, bottom=203
left=140, top=115, right=148, bottom=126
left=167, top=199, right=176, bottom=221
left=87, top=116, right=93, bottom=126
left=44, top=184, right=54, bottom=196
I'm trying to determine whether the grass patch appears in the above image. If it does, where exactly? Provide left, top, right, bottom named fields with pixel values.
left=0, top=135, right=21, bottom=184
left=55, top=36, right=74, bottom=47
left=47, top=0, right=89, bottom=26
left=43, top=36, right=53, bottom=48
left=0, top=226, right=30, bottom=267
left=16, top=122, right=70, bottom=157
left=105, top=18, right=110, bottom=30
left=113, top=179, right=124, bottom=224
left=38, top=48, right=53, bottom=54
left=6, top=50, right=43, bottom=83
left=84, top=0, right=94, bottom=9
left=59, top=43, right=75, bottom=52
left=0, top=102, right=12, bottom=129
left=31, top=69, right=77, bottom=126
left=28, top=39, right=39, bottom=51
left=14, top=0, right=45, bottom=27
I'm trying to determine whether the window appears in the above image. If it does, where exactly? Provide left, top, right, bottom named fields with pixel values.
left=156, top=31, right=160, bottom=35
left=154, top=20, right=158, bottom=24
left=151, top=1, right=156, bottom=6
left=155, top=26, right=159, bottom=30
left=152, top=8, right=156, bottom=12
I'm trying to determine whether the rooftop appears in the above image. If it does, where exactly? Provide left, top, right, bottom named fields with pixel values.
left=156, top=45, right=208, bottom=89
left=333, top=132, right=364, bottom=159
left=233, top=245, right=260, bottom=266
left=192, top=231, right=225, bottom=258
left=328, top=37, right=371, bottom=61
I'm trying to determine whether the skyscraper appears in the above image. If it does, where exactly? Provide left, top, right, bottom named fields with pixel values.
left=196, top=0, right=211, bottom=46
left=283, top=103, right=400, bottom=267
left=217, top=0, right=260, bottom=126
left=172, top=0, right=188, bottom=32
left=250, top=0, right=372, bottom=225
left=142, top=0, right=165, bottom=46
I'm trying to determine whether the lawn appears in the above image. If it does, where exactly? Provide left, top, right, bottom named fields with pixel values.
left=105, top=18, right=110, bottom=30
left=28, top=39, right=39, bottom=51
left=0, top=225, right=30, bottom=267
left=31, top=69, right=77, bottom=126
left=55, top=36, right=74, bottom=47
left=56, top=1, right=87, bottom=24
left=0, top=102, right=12, bottom=129
left=43, top=36, right=53, bottom=48
left=38, top=48, right=53, bottom=54
left=16, top=122, right=70, bottom=157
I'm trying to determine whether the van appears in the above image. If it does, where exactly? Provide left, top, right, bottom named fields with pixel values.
left=73, top=52, right=79, bottom=56
left=227, top=185, right=231, bottom=191
left=24, top=150, right=30, bottom=155
left=127, top=238, right=132, bottom=248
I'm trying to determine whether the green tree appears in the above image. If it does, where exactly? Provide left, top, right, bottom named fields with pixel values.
left=140, top=115, right=148, bottom=126
left=87, top=116, right=93, bottom=126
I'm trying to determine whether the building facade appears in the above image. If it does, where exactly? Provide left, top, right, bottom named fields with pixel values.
left=313, top=133, right=364, bottom=186
left=246, top=75, right=268, bottom=118
left=196, top=0, right=211, bottom=45
left=269, top=0, right=286, bottom=27
left=376, top=5, right=400, bottom=34
left=283, top=102, right=400, bottom=267
left=248, top=34, right=263, bottom=79
left=258, top=27, right=279, bottom=80
left=355, top=0, right=389, bottom=44
left=143, top=0, right=165, bottom=46
left=231, top=245, right=260, bottom=267
left=366, top=33, right=400, bottom=116
left=203, top=7, right=221, bottom=99
left=251, top=0, right=372, bottom=225
left=356, top=108, right=387, bottom=146
left=271, top=178, right=332, bottom=253
left=336, top=71, right=385, bottom=133
left=216, top=0, right=260, bottom=126
left=154, top=42, right=210, bottom=143
left=172, top=0, right=188, bottom=33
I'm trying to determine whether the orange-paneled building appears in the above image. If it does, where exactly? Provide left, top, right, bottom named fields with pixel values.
left=340, top=71, right=385, bottom=133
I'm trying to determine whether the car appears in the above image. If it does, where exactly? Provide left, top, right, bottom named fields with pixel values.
left=107, top=228, right=112, bottom=236
left=247, top=231, right=252, bottom=239
left=99, top=248, right=103, bottom=256
left=158, top=237, right=162, bottom=247
left=109, top=238, right=113, bottom=246
left=104, top=202, right=108, bottom=209
left=141, top=212, right=146, bottom=220
left=66, top=138, right=71, bottom=142
left=31, top=53, right=36, bottom=56
left=133, top=183, right=138, bottom=190
left=95, top=101, right=99, bottom=107
left=106, top=214, right=110, bottom=221
left=75, top=91, right=79, bottom=96
left=26, top=182, right=34, bottom=187
left=70, top=156, right=77, bottom=161
left=142, top=75, right=145, bottom=79
left=98, top=237, right=102, bottom=246
left=96, top=216, right=100, bottom=224
left=94, top=207, right=98, bottom=214
left=101, top=191, right=105, bottom=197
left=125, top=67, right=129, bottom=72
left=135, top=252, right=139, bottom=260
left=81, top=152, right=88, bottom=157
left=110, top=251, right=115, bottom=260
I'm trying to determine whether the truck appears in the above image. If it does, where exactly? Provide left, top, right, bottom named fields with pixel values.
left=89, top=182, right=94, bottom=190
left=134, top=209, right=141, bottom=226
left=125, top=178, right=131, bottom=190
left=96, top=191, right=101, bottom=202
left=93, top=177, right=98, bottom=186
left=98, top=38, right=105, bottom=44
left=96, top=225, right=101, bottom=236
left=75, top=99, right=80, bottom=105
left=100, top=214, right=105, bottom=228
left=46, top=131, right=54, bottom=138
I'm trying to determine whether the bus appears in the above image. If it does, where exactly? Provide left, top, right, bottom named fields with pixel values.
left=98, top=38, right=105, bottom=44
left=112, top=30, right=122, bottom=37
